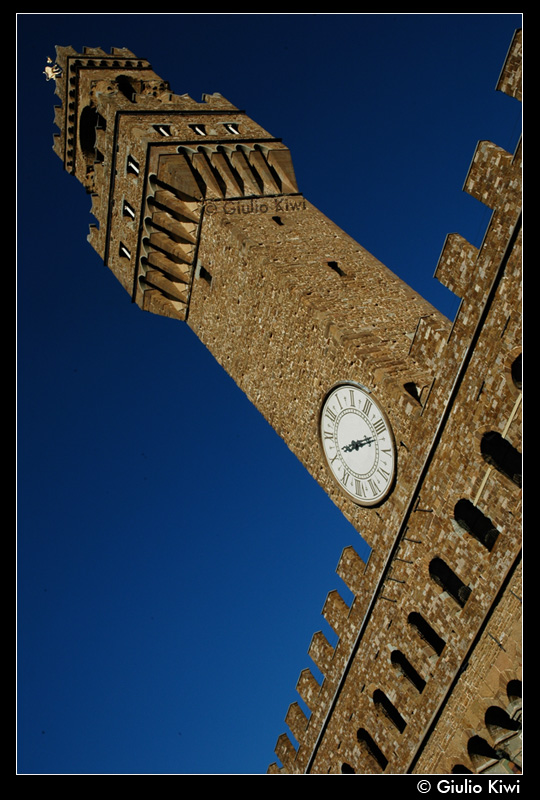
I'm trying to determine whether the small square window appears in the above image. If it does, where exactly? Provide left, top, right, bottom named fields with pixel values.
left=153, top=124, right=172, bottom=137
left=126, top=155, right=140, bottom=175
left=123, top=200, right=136, bottom=219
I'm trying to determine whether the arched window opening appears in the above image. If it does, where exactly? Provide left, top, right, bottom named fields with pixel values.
left=429, top=557, right=471, bottom=608
left=79, top=106, right=100, bottom=162
left=507, top=680, right=522, bottom=704
left=116, top=74, right=139, bottom=102
left=356, top=728, right=388, bottom=772
left=390, top=650, right=426, bottom=693
left=485, top=705, right=521, bottom=744
left=467, top=735, right=513, bottom=773
left=341, top=762, right=355, bottom=774
left=481, top=431, right=522, bottom=488
left=407, top=612, right=445, bottom=655
left=452, top=764, right=473, bottom=774
left=454, top=499, right=499, bottom=551
left=373, top=689, right=406, bottom=733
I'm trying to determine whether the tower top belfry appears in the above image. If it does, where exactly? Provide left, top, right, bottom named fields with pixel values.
left=48, top=44, right=299, bottom=321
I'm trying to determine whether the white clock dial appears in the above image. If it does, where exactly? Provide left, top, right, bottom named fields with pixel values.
left=320, top=382, right=396, bottom=506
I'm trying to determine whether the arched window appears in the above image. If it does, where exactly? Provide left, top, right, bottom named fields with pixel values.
left=481, top=432, right=522, bottom=488
left=373, top=689, right=406, bottom=733
left=429, top=557, right=471, bottom=608
left=454, top=499, right=499, bottom=551
left=467, top=735, right=511, bottom=773
left=407, top=612, right=445, bottom=655
left=116, top=74, right=139, bottom=102
left=485, top=705, right=521, bottom=744
left=507, top=679, right=522, bottom=704
left=341, top=762, right=355, bottom=774
left=79, top=106, right=103, bottom=163
left=391, top=650, right=426, bottom=693
left=356, top=728, right=388, bottom=772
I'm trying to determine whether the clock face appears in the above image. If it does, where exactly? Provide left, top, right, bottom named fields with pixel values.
left=319, top=382, right=396, bottom=506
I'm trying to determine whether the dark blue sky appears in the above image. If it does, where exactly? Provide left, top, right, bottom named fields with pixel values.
left=17, top=13, right=522, bottom=775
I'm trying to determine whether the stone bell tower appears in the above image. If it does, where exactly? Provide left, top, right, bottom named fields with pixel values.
left=47, top=36, right=521, bottom=776
left=48, top=44, right=452, bottom=551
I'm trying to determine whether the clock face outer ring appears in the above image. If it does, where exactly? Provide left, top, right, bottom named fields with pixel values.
left=319, top=381, right=397, bottom=507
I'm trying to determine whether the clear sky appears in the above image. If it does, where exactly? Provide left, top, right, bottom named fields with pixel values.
left=17, top=13, right=522, bottom=775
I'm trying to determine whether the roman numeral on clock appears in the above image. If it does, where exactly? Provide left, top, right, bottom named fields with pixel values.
left=355, top=478, right=366, bottom=498
left=373, top=418, right=386, bottom=435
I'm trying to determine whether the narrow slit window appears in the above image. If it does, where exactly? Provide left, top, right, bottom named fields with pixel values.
left=119, top=242, right=131, bottom=259
left=198, top=265, right=212, bottom=284
left=326, top=260, right=346, bottom=277
left=189, top=124, right=207, bottom=136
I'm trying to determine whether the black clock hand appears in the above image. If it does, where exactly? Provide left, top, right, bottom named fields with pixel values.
left=342, top=436, right=375, bottom=452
